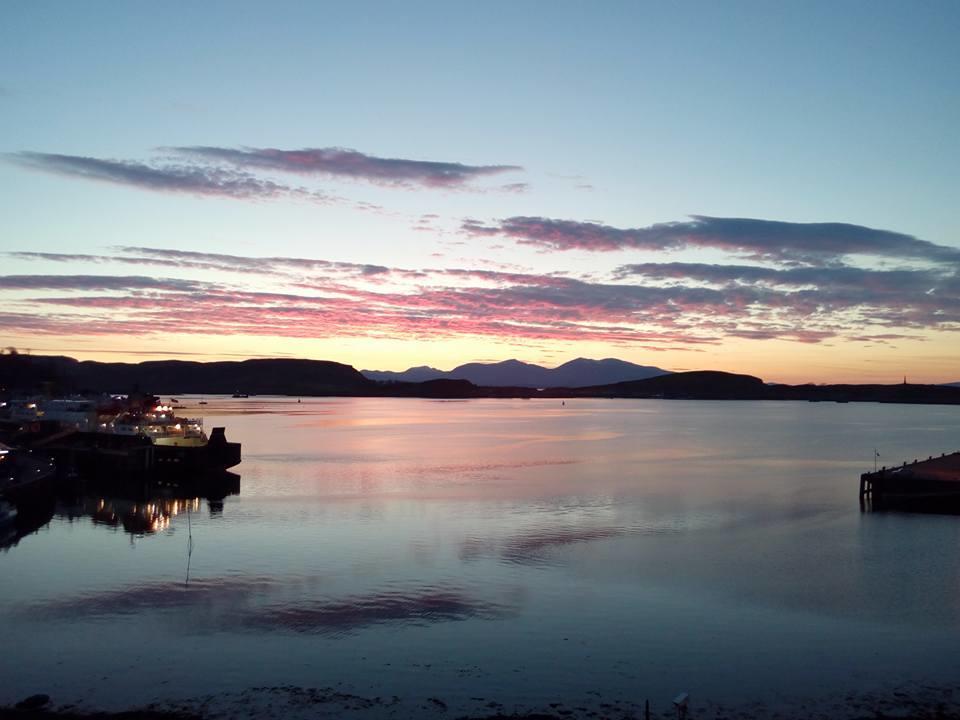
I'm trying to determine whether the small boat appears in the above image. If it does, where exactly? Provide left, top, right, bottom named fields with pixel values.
left=231, top=393, right=249, bottom=399
left=0, top=499, right=19, bottom=547
left=0, top=498, right=16, bottom=520
left=0, top=442, right=57, bottom=503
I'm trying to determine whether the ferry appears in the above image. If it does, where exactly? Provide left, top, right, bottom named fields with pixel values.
left=1, top=396, right=241, bottom=480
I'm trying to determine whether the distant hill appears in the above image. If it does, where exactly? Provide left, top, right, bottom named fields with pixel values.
left=363, top=357, right=669, bottom=387
left=0, top=354, right=373, bottom=396
left=4, top=354, right=959, bottom=404
left=566, top=370, right=768, bottom=399
left=550, top=358, right=670, bottom=387
left=362, top=365, right=447, bottom=383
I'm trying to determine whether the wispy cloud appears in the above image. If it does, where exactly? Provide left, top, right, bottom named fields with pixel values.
left=465, top=215, right=960, bottom=265
left=168, top=146, right=522, bottom=189
left=614, top=262, right=950, bottom=294
left=4, top=245, right=958, bottom=348
left=0, top=274, right=207, bottom=292
left=7, top=145, right=524, bottom=201
left=7, top=252, right=106, bottom=264
left=116, top=247, right=394, bottom=278
left=8, top=152, right=324, bottom=202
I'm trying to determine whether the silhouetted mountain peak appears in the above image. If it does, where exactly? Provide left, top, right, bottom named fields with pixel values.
left=362, top=357, right=670, bottom=387
left=360, top=365, right=446, bottom=383
left=455, top=359, right=535, bottom=370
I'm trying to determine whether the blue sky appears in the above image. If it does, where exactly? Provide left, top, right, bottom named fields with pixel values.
left=1, top=1, right=958, bottom=382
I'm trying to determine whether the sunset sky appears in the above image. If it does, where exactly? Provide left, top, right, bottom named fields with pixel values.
left=1, top=1, right=958, bottom=384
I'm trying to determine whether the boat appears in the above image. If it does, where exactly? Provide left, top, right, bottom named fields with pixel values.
left=3, top=397, right=241, bottom=481
left=104, top=403, right=207, bottom=445
left=0, top=442, right=57, bottom=503
left=0, top=500, right=18, bottom=543
left=0, top=491, right=56, bottom=550
left=231, top=393, right=249, bottom=399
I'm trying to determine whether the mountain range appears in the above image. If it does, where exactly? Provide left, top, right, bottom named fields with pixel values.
left=2, top=353, right=959, bottom=405
left=361, top=357, right=669, bottom=387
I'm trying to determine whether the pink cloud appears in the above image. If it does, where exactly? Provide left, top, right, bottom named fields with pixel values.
left=5, top=244, right=958, bottom=348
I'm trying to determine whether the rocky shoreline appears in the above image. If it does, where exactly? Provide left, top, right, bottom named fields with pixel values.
left=4, top=682, right=960, bottom=720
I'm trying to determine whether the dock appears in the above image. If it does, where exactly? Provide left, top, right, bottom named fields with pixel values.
left=2, top=422, right=241, bottom=482
left=860, top=451, right=960, bottom=510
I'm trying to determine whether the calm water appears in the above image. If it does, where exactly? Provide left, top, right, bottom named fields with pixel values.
left=3, top=398, right=960, bottom=717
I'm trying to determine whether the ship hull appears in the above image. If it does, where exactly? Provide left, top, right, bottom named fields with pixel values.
left=12, top=425, right=241, bottom=481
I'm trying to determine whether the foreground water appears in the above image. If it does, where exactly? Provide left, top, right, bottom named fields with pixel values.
left=3, top=398, right=960, bottom=717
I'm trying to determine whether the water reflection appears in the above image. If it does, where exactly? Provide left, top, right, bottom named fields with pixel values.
left=22, top=576, right=520, bottom=636
left=242, top=585, right=520, bottom=635
left=1, top=472, right=240, bottom=549
left=461, top=525, right=630, bottom=566
left=70, top=496, right=201, bottom=535
left=58, top=472, right=240, bottom=536
left=4, top=399, right=960, bottom=714
left=0, top=497, right=54, bottom=551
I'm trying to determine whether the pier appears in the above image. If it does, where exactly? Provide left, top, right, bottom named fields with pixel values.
left=0, top=420, right=241, bottom=484
left=860, top=451, right=960, bottom=510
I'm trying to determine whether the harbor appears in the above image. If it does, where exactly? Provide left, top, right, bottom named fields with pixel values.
left=3, top=397, right=960, bottom=719
left=0, top=395, right=242, bottom=542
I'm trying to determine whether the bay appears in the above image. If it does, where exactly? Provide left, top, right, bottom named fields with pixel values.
left=2, top=398, right=960, bottom=717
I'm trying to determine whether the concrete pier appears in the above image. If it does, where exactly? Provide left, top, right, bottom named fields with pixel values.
left=860, top=451, right=960, bottom=510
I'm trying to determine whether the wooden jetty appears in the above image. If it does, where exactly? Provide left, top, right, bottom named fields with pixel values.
left=860, top=451, right=960, bottom=510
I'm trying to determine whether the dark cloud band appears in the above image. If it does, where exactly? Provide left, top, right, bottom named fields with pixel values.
left=167, top=146, right=522, bottom=188
left=8, top=151, right=320, bottom=202
left=0, top=274, right=206, bottom=292
left=466, top=215, right=960, bottom=265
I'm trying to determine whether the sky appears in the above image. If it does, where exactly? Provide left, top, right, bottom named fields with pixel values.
left=0, top=1, right=958, bottom=384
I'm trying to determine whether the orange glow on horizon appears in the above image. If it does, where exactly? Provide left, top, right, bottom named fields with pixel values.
left=4, top=329, right=957, bottom=386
